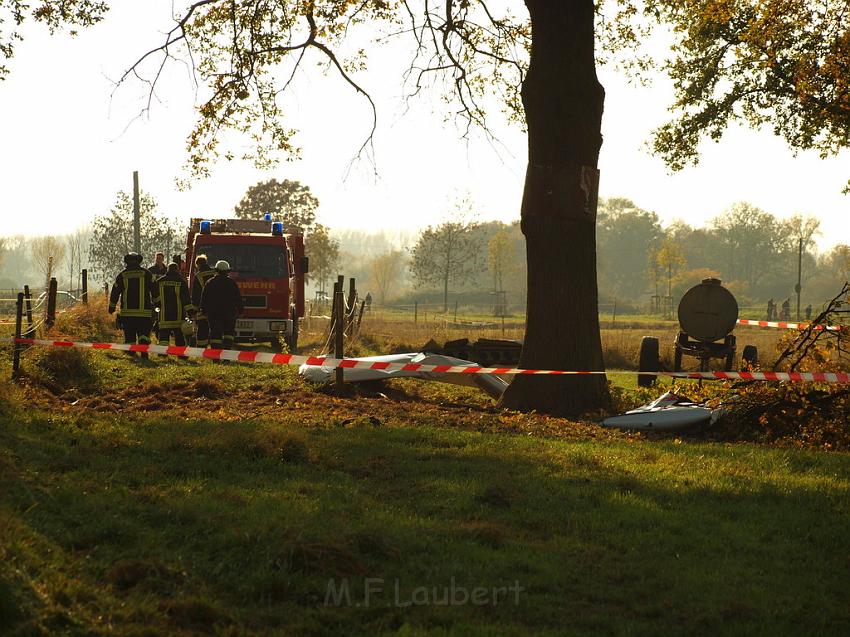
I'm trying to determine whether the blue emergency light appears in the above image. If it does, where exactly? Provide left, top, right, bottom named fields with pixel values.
left=200, top=220, right=212, bottom=234
left=264, top=213, right=272, bottom=221
left=272, top=221, right=284, bottom=236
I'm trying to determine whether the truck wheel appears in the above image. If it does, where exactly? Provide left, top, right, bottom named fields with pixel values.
left=741, top=345, right=758, bottom=369
left=638, top=336, right=660, bottom=388
left=284, top=312, right=299, bottom=352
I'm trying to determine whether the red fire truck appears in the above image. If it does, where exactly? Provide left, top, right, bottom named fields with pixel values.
left=184, top=218, right=308, bottom=350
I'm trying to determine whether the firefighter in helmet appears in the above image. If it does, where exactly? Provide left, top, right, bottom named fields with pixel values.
left=108, top=252, right=155, bottom=358
left=153, top=262, right=194, bottom=348
left=200, top=260, right=244, bottom=350
left=190, top=254, right=216, bottom=347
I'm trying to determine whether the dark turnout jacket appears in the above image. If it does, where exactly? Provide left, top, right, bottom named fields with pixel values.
left=109, top=265, right=154, bottom=318
left=200, top=273, right=244, bottom=319
left=148, top=263, right=168, bottom=278
left=153, top=272, right=193, bottom=328
left=191, top=265, right=217, bottom=316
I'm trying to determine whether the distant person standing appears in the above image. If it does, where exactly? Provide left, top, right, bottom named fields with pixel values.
left=109, top=253, right=155, bottom=359
left=200, top=260, right=244, bottom=350
left=153, top=262, right=193, bottom=347
left=149, top=252, right=168, bottom=278
left=364, top=292, right=372, bottom=312
left=766, top=298, right=775, bottom=321
left=805, top=304, right=813, bottom=320
left=190, top=254, right=217, bottom=347
left=781, top=298, right=791, bottom=321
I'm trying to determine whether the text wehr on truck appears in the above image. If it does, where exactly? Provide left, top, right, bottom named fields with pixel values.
left=184, top=217, right=308, bottom=351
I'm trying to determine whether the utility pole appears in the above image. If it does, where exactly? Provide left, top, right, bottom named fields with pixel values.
left=795, top=237, right=803, bottom=321
left=133, top=171, right=141, bottom=254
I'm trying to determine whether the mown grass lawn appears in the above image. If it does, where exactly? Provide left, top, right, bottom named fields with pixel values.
left=1, top=350, right=849, bottom=636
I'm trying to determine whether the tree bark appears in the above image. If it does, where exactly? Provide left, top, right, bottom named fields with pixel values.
left=500, top=0, right=610, bottom=415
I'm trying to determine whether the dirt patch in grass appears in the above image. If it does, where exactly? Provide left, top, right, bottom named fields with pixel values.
left=21, top=365, right=845, bottom=450
left=16, top=375, right=640, bottom=446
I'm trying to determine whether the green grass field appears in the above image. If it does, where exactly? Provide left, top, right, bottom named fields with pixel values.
left=1, top=344, right=849, bottom=636
left=0, top=298, right=847, bottom=635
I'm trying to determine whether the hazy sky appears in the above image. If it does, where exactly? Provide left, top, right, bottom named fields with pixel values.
left=1, top=2, right=848, bottom=251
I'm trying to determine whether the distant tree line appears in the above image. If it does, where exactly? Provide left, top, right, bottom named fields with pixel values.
left=0, top=233, right=93, bottom=292
left=2, top=191, right=847, bottom=318
left=596, top=198, right=845, bottom=311
left=371, top=197, right=848, bottom=315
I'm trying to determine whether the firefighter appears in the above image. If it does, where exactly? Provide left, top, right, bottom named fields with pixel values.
left=190, top=254, right=217, bottom=347
left=108, top=252, right=155, bottom=359
left=153, top=262, right=193, bottom=347
left=149, top=252, right=168, bottom=277
left=200, top=260, right=244, bottom=350
left=172, top=254, right=187, bottom=280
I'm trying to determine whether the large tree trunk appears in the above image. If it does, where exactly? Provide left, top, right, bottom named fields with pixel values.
left=500, top=0, right=609, bottom=416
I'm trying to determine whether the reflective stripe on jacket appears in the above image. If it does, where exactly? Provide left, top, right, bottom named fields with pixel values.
left=153, top=272, right=193, bottom=328
left=109, top=266, right=154, bottom=318
left=191, top=266, right=216, bottom=317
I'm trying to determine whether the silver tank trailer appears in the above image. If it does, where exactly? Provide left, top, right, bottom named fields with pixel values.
left=637, top=278, right=758, bottom=387
left=674, top=278, right=738, bottom=372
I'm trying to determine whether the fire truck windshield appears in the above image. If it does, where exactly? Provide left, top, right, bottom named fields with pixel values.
left=197, top=243, right=288, bottom=278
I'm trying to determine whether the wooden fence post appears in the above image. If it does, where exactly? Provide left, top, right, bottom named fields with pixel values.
left=46, top=277, right=57, bottom=328
left=356, top=300, right=366, bottom=333
left=12, top=292, right=23, bottom=379
left=23, top=285, right=34, bottom=339
left=333, top=280, right=345, bottom=391
left=81, top=269, right=88, bottom=304
left=347, top=277, right=357, bottom=321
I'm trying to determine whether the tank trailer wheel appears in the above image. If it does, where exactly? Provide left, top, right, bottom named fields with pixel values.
left=638, top=336, right=660, bottom=388
left=741, top=345, right=758, bottom=370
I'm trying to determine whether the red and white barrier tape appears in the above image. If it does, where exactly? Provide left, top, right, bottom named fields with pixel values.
left=4, top=337, right=850, bottom=384
left=736, top=318, right=843, bottom=331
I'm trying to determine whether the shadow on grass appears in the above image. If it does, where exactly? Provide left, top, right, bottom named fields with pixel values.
left=2, top=414, right=850, bottom=636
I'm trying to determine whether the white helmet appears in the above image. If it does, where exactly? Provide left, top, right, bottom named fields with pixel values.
left=214, top=260, right=231, bottom=272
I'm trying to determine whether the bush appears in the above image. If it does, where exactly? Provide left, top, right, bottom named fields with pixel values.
left=21, top=346, right=100, bottom=394
left=53, top=297, right=120, bottom=343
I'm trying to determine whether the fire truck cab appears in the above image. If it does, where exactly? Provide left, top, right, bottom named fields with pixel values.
left=185, top=217, right=308, bottom=351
